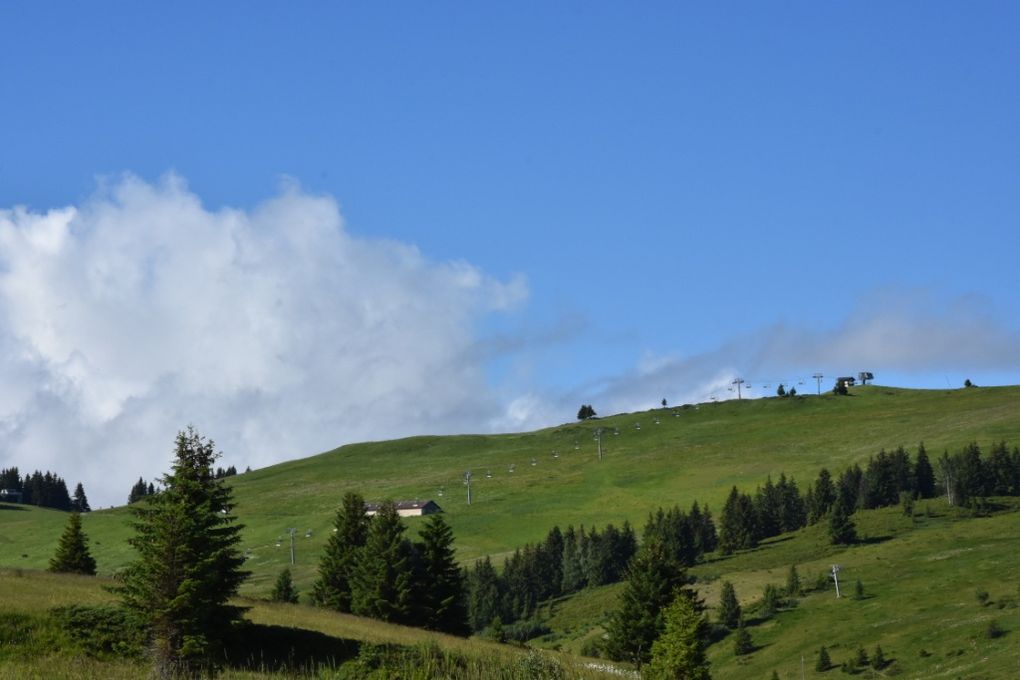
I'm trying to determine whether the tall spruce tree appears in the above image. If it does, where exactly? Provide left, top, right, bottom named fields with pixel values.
left=717, top=580, right=741, bottom=629
left=828, top=486, right=857, bottom=545
left=312, top=491, right=370, bottom=611
left=646, top=591, right=712, bottom=680
left=117, top=427, right=248, bottom=678
left=467, top=556, right=504, bottom=632
left=350, top=500, right=414, bottom=624
left=271, top=567, right=299, bottom=604
left=416, top=513, right=468, bottom=635
left=605, top=540, right=695, bottom=666
left=71, top=482, right=91, bottom=513
left=49, top=512, right=97, bottom=575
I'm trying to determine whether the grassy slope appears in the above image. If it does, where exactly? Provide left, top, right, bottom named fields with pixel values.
left=2, top=385, right=1019, bottom=597
left=531, top=502, right=1020, bottom=679
left=0, top=569, right=619, bottom=680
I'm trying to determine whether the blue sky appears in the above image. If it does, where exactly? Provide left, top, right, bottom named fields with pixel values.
left=2, top=3, right=1019, bottom=504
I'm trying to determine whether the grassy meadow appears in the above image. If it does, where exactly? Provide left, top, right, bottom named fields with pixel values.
left=3, top=383, right=1020, bottom=678
left=3, top=385, right=1018, bottom=597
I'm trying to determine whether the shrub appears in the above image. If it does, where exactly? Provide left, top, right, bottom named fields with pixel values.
left=816, top=645, right=832, bottom=671
left=50, top=605, right=146, bottom=659
left=502, top=619, right=551, bottom=643
left=976, top=588, right=990, bottom=606
left=986, top=619, right=1005, bottom=639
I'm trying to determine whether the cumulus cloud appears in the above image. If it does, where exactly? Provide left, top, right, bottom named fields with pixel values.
left=0, top=174, right=526, bottom=506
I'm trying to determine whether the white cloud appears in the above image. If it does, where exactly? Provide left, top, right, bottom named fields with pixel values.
left=0, top=174, right=526, bottom=506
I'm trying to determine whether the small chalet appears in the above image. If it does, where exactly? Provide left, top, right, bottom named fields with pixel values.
left=364, top=500, right=443, bottom=517
left=836, top=376, right=857, bottom=389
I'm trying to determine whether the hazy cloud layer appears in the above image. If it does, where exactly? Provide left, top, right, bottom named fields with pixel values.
left=0, top=175, right=526, bottom=506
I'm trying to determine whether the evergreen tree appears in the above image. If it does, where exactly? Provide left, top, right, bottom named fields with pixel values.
left=809, top=468, right=836, bottom=522
left=816, top=646, right=832, bottom=671
left=312, top=491, right=370, bottom=612
left=117, top=427, right=248, bottom=678
left=48, top=512, right=97, bottom=575
left=871, top=645, right=886, bottom=669
left=270, top=567, right=299, bottom=604
left=350, top=500, right=414, bottom=624
left=128, top=477, right=149, bottom=504
left=828, top=486, right=857, bottom=545
left=646, top=592, right=712, bottom=680
left=719, top=487, right=756, bottom=554
left=0, top=466, right=20, bottom=492
left=467, top=557, right=504, bottom=632
left=416, top=513, right=468, bottom=635
left=732, top=617, right=753, bottom=656
left=785, top=564, right=801, bottom=597
left=540, top=525, right=565, bottom=599
left=760, top=584, right=781, bottom=618
left=71, top=482, right=91, bottom=513
left=717, top=580, right=741, bottom=629
left=605, top=541, right=695, bottom=666
left=561, top=525, right=585, bottom=593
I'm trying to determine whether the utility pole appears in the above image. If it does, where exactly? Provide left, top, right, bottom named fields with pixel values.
left=813, top=373, right=824, bottom=395
left=831, top=564, right=842, bottom=598
left=594, top=428, right=604, bottom=462
left=287, top=528, right=296, bottom=565
left=731, top=378, right=744, bottom=400
left=464, top=470, right=472, bottom=505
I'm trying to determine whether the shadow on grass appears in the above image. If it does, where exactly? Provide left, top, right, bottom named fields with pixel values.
left=223, top=622, right=361, bottom=673
left=855, top=535, right=893, bottom=546
left=0, top=503, right=28, bottom=511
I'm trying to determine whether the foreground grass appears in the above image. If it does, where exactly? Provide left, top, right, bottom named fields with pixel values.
left=3, top=385, right=1019, bottom=600
left=0, top=569, right=624, bottom=679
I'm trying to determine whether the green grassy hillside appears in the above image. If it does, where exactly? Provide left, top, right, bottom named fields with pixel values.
left=0, top=569, right=619, bottom=679
left=2, top=385, right=1019, bottom=598
left=529, top=499, right=1020, bottom=678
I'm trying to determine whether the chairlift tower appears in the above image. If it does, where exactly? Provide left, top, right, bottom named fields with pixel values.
left=813, top=373, right=824, bottom=395
left=463, top=470, right=472, bottom=506
left=594, top=427, right=604, bottom=462
left=732, top=377, right=745, bottom=400
left=831, top=564, right=842, bottom=598
left=287, top=527, right=297, bottom=565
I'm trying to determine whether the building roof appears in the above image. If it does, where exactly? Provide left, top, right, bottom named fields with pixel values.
left=364, top=500, right=439, bottom=511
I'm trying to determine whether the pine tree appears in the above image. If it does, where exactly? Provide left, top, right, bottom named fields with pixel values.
left=467, top=557, right=504, bottom=632
left=871, top=645, right=886, bottom=669
left=312, top=491, right=370, bottom=612
left=117, top=427, right=248, bottom=677
left=816, top=645, right=832, bottom=671
left=416, top=513, right=468, bottom=635
left=913, top=444, right=934, bottom=497
left=561, top=525, right=585, bottom=593
left=717, top=580, right=741, bottom=629
left=271, top=567, right=299, bottom=604
left=604, top=541, right=695, bottom=666
left=350, top=500, right=414, bottom=624
left=71, top=482, right=91, bottom=513
left=719, top=486, right=756, bottom=554
left=645, top=592, right=712, bottom=680
left=732, top=617, right=753, bottom=656
left=828, top=486, right=857, bottom=545
left=48, top=512, right=97, bottom=575
left=128, top=477, right=148, bottom=504
left=785, top=564, right=801, bottom=597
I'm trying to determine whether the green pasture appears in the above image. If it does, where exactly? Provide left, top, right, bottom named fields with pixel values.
left=2, top=385, right=1019, bottom=599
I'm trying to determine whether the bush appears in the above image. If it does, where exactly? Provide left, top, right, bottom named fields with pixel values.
left=986, top=619, right=1005, bottom=639
left=976, top=588, right=990, bottom=606
left=580, top=636, right=605, bottom=659
left=502, top=619, right=551, bottom=643
left=50, top=605, right=146, bottom=659
left=816, top=645, right=832, bottom=671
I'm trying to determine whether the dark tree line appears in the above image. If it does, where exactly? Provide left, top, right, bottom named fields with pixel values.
left=214, top=465, right=238, bottom=479
left=466, top=521, right=638, bottom=632
left=719, top=474, right=806, bottom=554
left=312, top=493, right=468, bottom=636
left=0, top=466, right=82, bottom=512
left=128, top=477, right=158, bottom=504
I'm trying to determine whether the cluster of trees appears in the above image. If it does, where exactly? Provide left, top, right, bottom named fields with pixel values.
left=0, top=466, right=88, bottom=512
left=933, top=441, right=1020, bottom=506
left=311, top=493, right=467, bottom=635
left=718, top=474, right=807, bottom=553
left=466, top=522, right=638, bottom=632
left=576, top=404, right=597, bottom=420
left=214, top=465, right=238, bottom=479
left=127, top=477, right=158, bottom=504
left=643, top=502, right=718, bottom=566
